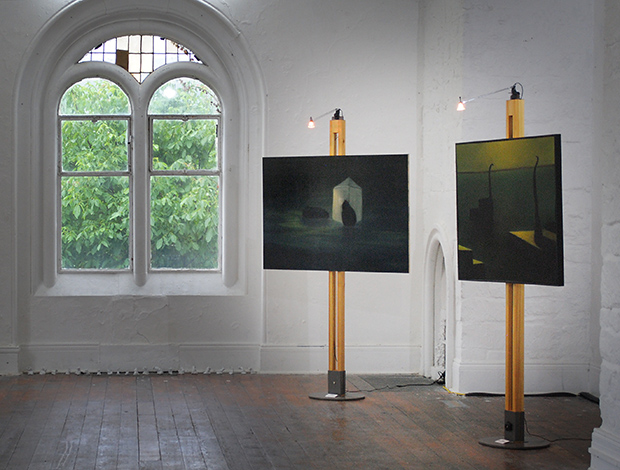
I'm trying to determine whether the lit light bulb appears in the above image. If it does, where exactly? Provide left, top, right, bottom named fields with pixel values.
left=307, top=117, right=316, bottom=129
left=457, top=98, right=466, bottom=111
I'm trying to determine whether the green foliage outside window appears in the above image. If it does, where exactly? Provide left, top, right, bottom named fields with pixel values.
left=60, top=77, right=130, bottom=116
left=62, top=120, right=129, bottom=172
left=61, top=176, right=130, bottom=269
left=151, top=175, right=219, bottom=269
left=59, top=77, right=220, bottom=270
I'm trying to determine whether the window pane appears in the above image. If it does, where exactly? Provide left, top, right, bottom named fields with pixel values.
left=154, top=54, right=166, bottom=69
left=152, top=119, right=218, bottom=170
left=153, top=37, right=166, bottom=54
left=117, top=36, right=129, bottom=50
left=102, top=38, right=117, bottom=54
left=60, top=78, right=129, bottom=115
left=128, top=53, right=141, bottom=74
left=141, top=53, right=154, bottom=73
left=149, top=78, right=220, bottom=115
left=62, top=119, right=128, bottom=172
left=151, top=175, right=219, bottom=269
left=61, top=176, right=130, bottom=269
left=129, top=35, right=141, bottom=53
left=80, top=36, right=202, bottom=83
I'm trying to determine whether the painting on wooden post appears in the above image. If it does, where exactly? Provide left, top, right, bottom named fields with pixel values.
left=456, top=134, right=564, bottom=286
left=263, top=154, right=409, bottom=273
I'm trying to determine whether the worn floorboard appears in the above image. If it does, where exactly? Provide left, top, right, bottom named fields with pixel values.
left=0, top=374, right=600, bottom=469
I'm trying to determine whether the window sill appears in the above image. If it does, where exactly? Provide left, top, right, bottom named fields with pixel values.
left=35, top=271, right=243, bottom=297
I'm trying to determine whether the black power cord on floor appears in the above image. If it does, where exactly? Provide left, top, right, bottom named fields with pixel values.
left=436, top=370, right=446, bottom=385
left=354, top=376, right=443, bottom=393
left=464, top=390, right=598, bottom=444
left=352, top=377, right=597, bottom=444
left=524, top=416, right=593, bottom=443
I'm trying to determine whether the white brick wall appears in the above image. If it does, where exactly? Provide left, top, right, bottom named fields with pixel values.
left=590, top=0, right=620, bottom=467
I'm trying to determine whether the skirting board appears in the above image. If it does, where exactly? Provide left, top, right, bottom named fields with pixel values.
left=0, top=347, right=19, bottom=375
left=590, top=428, right=620, bottom=470
left=179, top=344, right=260, bottom=372
left=259, top=345, right=421, bottom=374
left=451, top=360, right=592, bottom=394
left=17, top=343, right=261, bottom=374
left=19, top=343, right=100, bottom=373
left=15, top=343, right=420, bottom=375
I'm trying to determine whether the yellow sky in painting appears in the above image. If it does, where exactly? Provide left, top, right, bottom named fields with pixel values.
left=456, top=135, right=558, bottom=173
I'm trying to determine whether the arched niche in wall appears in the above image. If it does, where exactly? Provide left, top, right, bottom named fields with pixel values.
left=423, top=229, right=454, bottom=387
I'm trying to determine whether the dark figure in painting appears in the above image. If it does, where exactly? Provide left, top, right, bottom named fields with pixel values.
left=470, top=163, right=494, bottom=234
left=341, top=200, right=357, bottom=226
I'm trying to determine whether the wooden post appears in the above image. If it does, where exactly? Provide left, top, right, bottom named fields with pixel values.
left=505, top=282, right=525, bottom=441
left=328, top=271, right=337, bottom=371
left=310, top=110, right=363, bottom=401
left=330, top=115, right=345, bottom=377
left=506, top=98, right=524, bottom=139
left=336, top=271, right=346, bottom=372
left=329, top=115, right=345, bottom=157
left=505, top=98, right=526, bottom=441
left=481, top=94, right=548, bottom=448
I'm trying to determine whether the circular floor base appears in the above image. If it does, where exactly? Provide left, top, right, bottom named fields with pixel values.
left=479, top=436, right=550, bottom=450
left=309, top=392, right=365, bottom=401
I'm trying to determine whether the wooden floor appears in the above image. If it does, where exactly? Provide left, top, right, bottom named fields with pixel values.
left=0, top=373, right=600, bottom=470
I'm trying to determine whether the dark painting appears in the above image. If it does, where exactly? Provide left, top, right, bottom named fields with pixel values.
left=456, top=134, right=564, bottom=286
left=263, top=154, right=409, bottom=273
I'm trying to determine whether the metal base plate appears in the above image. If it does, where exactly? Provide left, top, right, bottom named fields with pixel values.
left=479, top=436, right=550, bottom=450
left=309, top=392, right=365, bottom=401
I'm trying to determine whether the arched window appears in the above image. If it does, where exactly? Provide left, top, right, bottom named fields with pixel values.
left=17, top=1, right=262, bottom=297
left=58, top=37, right=222, bottom=273
left=59, top=78, right=132, bottom=270
left=148, top=77, right=221, bottom=270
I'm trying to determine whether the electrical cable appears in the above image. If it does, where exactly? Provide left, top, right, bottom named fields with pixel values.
left=352, top=376, right=443, bottom=393
left=524, top=416, right=592, bottom=443
left=351, top=378, right=596, bottom=443
left=465, top=391, right=576, bottom=398
left=465, top=390, right=597, bottom=443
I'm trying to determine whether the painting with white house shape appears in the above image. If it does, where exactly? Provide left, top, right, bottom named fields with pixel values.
left=262, top=154, right=409, bottom=273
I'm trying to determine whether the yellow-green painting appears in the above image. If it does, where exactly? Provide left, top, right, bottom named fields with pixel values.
left=456, top=135, right=564, bottom=286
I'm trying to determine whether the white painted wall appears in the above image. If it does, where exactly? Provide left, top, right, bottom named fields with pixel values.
left=415, top=0, right=601, bottom=394
left=451, top=0, right=600, bottom=394
left=3, top=0, right=618, bottom=465
left=590, top=1, right=620, bottom=467
left=255, top=0, right=419, bottom=373
left=416, top=0, right=463, bottom=389
left=9, top=0, right=267, bottom=374
left=0, top=0, right=420, bottom=375
left=0, top=0, right=609, bottom=402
